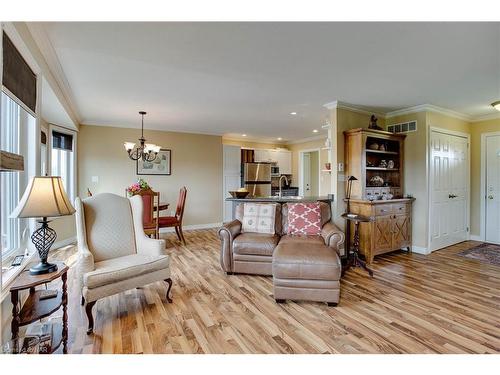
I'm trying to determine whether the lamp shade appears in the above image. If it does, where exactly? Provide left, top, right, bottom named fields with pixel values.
left=10, top=176, right=75, bottom=219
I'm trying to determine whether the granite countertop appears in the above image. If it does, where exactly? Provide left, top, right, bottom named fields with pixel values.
left=226, top=196, right=333, bottom=202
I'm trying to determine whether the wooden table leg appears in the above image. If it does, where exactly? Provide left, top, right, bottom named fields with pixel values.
left=62, top=271, right=68, bottom=354
left=343, top=220, right=374, bottom=277
left=10, top=290, right=19, bottom=341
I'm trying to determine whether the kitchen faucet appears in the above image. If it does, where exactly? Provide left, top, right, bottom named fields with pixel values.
left=278, top=175, right=289, bottom=198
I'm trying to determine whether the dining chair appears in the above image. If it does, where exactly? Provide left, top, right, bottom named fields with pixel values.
left=128, top=188, right=160, bottom=239
left=158, top=186, right=187, bottom=244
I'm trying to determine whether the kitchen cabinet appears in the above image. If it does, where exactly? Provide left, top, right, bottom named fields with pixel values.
left=254, top=149, right=272, bottom=162
left=274, top=150, right=292, bottom=174
left=253, top=149, right=292, bottom=174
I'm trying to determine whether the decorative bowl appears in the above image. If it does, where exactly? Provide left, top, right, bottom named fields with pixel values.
left=229, top=191, right=249, bottom=199
left=368, top=143, right=379, bottom=150
left=369, top=175, right=384, bottom=187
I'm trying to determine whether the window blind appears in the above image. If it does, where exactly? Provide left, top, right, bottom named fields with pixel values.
left=2, top=32, right=37, bottom=113
left=52, top=131, right=73, bottom=151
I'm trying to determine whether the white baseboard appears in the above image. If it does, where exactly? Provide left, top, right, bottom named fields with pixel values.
left=470, top=235, right=483, bottom=242
left=51, top=236, right=77, bottom=250
left=159, top=222, right=222, bottom=233
left=412, top=246, right=430, bottom=255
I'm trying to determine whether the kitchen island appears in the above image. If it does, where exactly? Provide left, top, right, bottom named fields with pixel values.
left=226, top=195, right=334, bottom=220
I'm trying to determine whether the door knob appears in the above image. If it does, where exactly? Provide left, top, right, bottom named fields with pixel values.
left=448, top=194, right=457, bottom=199
left=488, top=195, right=494, bottom=200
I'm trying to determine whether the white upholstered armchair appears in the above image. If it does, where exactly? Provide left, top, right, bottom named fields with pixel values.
left=75, top=193, right=172, bottom=334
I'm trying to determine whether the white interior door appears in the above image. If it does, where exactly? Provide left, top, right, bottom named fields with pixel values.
left=429, top=130, right=469, bottom=251
left=486, top=135, right=500, bottom=244
left=302, top=152, right=311, bottom=197
left=223, top=145, right=241, bottom=222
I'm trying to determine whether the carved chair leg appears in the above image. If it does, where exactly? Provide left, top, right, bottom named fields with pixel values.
left=81, top=296, right=85, bottom=306
left=85, top=301, right=96, bottom=335
left=174, top=226, right=181, bottom=242
left=164, top=278, right=173, bottom=303
left=178, top=226, right=186, bottom=245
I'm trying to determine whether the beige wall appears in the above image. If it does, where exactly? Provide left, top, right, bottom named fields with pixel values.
left=50, top=216, right=76, bottom=244
left=287, top=138, right=330, bottom=193
left=78, top=125, right=223, bottom=226
left=385, top=112, right=429, bottom=248
left=470, top=118, right=500, bottom=236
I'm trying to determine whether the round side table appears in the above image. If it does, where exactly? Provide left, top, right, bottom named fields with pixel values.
left=341, top=213, right=374, bottom=277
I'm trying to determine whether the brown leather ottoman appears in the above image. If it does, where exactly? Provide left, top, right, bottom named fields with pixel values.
left=272, top=237, right=342, bottom=306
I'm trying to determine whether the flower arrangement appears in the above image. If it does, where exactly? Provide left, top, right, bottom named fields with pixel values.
left=126, top=178, right=151, bottom=196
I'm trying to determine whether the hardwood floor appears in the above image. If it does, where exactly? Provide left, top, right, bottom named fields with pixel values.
left=47, top=231, right=500, bottom=354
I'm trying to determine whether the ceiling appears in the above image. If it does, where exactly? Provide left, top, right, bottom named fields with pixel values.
left=34, top=22, right=499, bottom=141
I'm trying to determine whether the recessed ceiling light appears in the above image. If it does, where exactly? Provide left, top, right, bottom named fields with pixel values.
left=242, top=134, right=247, bottom=137
left=492, top=101, right=500, bottom=112
left=313, top=129, right=319, bottom=133
left=277, top=137, right=283, bottom=141
left=290, top=112, right=297, bottom=116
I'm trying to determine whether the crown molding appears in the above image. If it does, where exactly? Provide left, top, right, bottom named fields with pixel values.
left=386, top=104, right=473, bottom=122
left=324, top=100, right=497, bottom=123
left=323, top=100, right=386, bottom=118
left=222, top=136, right=287, bottom=145
left=470, top=112, right=500, bottom=123
left=26, top=22, right=82, bottom=124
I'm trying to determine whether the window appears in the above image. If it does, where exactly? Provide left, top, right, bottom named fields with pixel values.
left=40, top=130, right=47, bottom=175
left=50, top=127, right=75, bottom=202
left=0, top=91, right=35, bottom=258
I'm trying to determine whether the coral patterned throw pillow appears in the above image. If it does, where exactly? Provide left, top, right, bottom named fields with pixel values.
left=287, top=203, right=322, bottom=235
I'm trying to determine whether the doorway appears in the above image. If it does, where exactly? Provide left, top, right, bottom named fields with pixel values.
left=429, top=128, right=470, bottom=252
left=484, top=134, right=500, bottom=244
left=299, top=150, right=320, bottom=197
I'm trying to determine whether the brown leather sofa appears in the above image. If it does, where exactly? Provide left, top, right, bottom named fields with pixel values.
left=218, top=202, right=345, bottom=305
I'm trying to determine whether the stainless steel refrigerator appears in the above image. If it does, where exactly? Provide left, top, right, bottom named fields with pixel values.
left=243, top=162, right=271, bottom=197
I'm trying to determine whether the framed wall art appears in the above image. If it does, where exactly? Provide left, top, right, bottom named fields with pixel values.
left=137, top=148, right=171, bottom=175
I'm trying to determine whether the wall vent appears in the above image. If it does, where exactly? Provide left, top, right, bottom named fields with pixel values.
left=387, top=121, right=417, bottom=134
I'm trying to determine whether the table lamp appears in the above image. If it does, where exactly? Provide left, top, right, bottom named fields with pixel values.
left=10, top=176, right=75, bottom=275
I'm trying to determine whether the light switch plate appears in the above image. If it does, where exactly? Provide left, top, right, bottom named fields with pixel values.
left=338, top=163, right=344, bottom=172
left=91, top=176, right=99, bottom=183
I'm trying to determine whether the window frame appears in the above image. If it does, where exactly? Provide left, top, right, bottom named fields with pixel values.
left=1, top=22, right=42, bottom=296
left=48, top=124, right=77, bottom=204
left=0, top=90, right=37, bottom=260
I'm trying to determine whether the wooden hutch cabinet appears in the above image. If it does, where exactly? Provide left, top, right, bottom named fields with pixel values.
left=344, top=128, right=415, bottom=263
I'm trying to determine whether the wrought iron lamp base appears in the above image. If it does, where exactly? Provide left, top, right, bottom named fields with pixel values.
left=30, top=261, right=58, bottom=275
left=30, top=218, right=58, bottom=275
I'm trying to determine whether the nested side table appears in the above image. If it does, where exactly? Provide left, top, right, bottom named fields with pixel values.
left=9, top=261, right=69, bottom=354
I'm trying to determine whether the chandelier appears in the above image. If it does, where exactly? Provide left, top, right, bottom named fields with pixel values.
left=124, top=111, right=161, bottom=162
